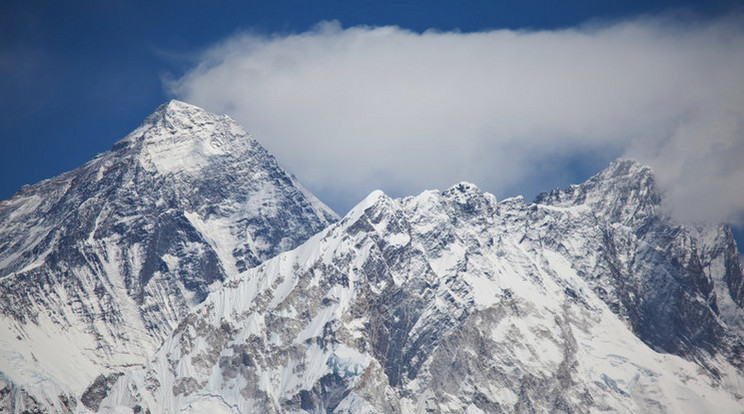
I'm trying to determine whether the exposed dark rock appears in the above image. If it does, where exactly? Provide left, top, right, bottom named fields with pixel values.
left=81, top=373, right=123, bottom=411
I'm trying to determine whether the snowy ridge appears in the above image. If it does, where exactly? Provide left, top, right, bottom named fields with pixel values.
left=0, top=101, right=338, bottom=413
left=102, top=160, right=744, bottom=413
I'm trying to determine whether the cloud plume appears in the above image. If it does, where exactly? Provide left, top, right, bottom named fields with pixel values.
left=170, top=16, right=744, bottom=224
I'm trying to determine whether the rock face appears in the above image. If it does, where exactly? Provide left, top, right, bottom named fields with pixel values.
left=102, top=160, right=744, bottom=413
left=0, top=101, right=338, bottom=413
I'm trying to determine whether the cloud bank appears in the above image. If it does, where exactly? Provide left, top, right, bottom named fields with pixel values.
left=170, top=16, right=744, bottom=224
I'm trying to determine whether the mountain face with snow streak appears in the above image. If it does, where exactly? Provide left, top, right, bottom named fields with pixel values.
left=101, top=160, right=744, bottom=413
left=0, top=101, right=338, bottom=413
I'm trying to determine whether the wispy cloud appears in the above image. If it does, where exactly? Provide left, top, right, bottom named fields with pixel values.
left=169, top=16, right=744, bottom=224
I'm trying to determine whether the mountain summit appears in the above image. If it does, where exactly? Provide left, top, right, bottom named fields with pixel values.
left=101, top=160, right=744, bottom=413
left=0, top=101, right=338, bottom=412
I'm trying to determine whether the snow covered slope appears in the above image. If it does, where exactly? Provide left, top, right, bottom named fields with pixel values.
left=101, top=160, right=744, bottom=413
left=0, top=101, right=338, bottom=413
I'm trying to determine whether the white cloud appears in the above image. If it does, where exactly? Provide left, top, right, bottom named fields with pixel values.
left=169, top=16, right=744, bottom=224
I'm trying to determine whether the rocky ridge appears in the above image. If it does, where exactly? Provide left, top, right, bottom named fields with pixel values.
left=100, top=160, right=744, bottom=413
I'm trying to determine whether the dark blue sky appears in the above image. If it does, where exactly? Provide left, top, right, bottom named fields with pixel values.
left=1, top=0, right=743, bottom=246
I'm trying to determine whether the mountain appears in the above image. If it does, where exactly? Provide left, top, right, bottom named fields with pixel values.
left=100, top=160, right=744, bottom=413
left=0, top=101, right=338, bottom=413
left=3, top=104, right=744, bottom=414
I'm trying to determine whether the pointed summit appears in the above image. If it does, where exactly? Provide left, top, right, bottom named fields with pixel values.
left=535, top=158, right=661, bottom=223
left=112, top=100, right=242, bottom=155
left=586, top=158, right=656, bottom=190
left=146, top=99, right=212, bottom=120
left=600, top=158, right=652, bottom=179
left=143, top=99, right=220, bottom=129
left=345, top=189, right=390, bottom=220
left=160, top=98, right=201, bottom=112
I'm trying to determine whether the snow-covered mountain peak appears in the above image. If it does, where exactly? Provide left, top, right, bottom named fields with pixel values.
left=0, top=101, right=339, bottom=412
left=140, top=99, right=227, bottom=131
left=107, top=100, right=258, bottom=177
left=343, top=183, right=499, bottom=242
left=446, top=181, right=480, bottom=193
left=534, top=158, right=660, bottom=224
left=160, top=98, right=202, bottom=112
left=442, top=181, right=482, bottom=202
left=347, top=189, right=389, bottom=215
left=439, top=181, right=499, bottom=217
left=586, top=158, right=656, bottom=198
left=100, top=159, right=744, bottom=413
left=602, top=157, right=650, bottom=177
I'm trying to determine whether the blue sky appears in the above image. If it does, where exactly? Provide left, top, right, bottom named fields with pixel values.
left=2, top=0, right=744, bottom=247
